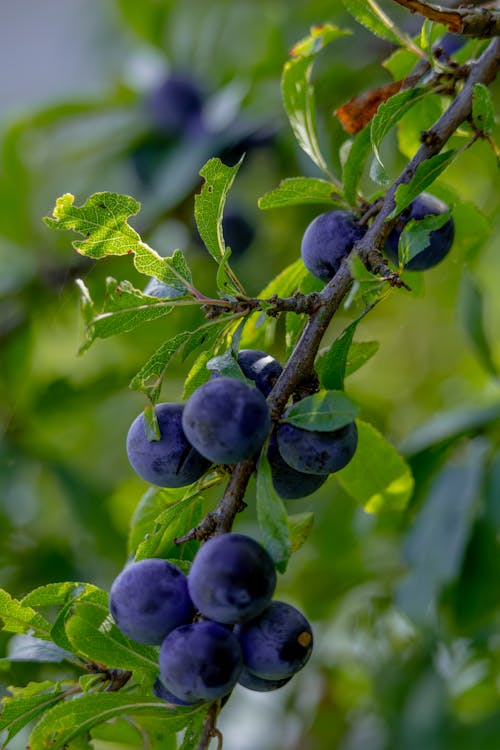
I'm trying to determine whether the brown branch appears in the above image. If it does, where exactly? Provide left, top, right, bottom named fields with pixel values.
left=195, top=701, right=223, bottom=750
left=176, top=36, right=500, bottom=541
left=391, top=0, right=500, bottom=37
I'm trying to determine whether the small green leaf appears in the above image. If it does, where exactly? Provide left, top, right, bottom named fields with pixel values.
left=472, top=83, right=495, bottom=134
left=284, top=390, right=359, bottom=431
left=128, top=486, right=186, bottom=556
left=45, top=192, right=192, bottom=288
left=144, top=403, right=161, bottom=441
left=129, top=331, right=191, bottom=403
left=345, top=341, right=380, bottom=376
left=383, top=46, right=419, bottom=80
left=0, top=682, right=69, bottom=745
left=282, top=25, right=349, bottom=175
left=346, top=255, right=388, bottom=307
left=256, top=453, right=292, bottom=574
left=388, top=150, right=456, bottom=218
left=135, top=490, right=204, bottom=561
left=289, top=512, right=315, bottom=554
left=336, top=420, right=414, bottom=512
left=459, top=272, right=498, bottom=379
left=29, top=692, right=202, bottom=750
left=398, top=210, right=453, bottom=266
left=371, top=88, right=427, bottom=175
left=194, top=157, right=245, bottom=295
left=183, top=351, right=212, bottom=400
left=206, top=318, right=250, bottom=381
left=0, top=589, right=52, bottom=640
left=21, top=581, right=89, bottom=609
left=342, top=0, right=400, bottom=43
left=258, top=177, right=342, bottom=209
left=316, top=305, right=375, bottom=390
left=342, top=127, right=372, bottom=205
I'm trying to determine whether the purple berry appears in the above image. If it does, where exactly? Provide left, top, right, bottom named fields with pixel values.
left=159, top=621, right=243, bottom=702
left=188, top=533, right=276, bottom=624
left=236, top=601, right=313, bottom=680
left=126, top=403, right=211, bottom=488
left=109, top=559, right=194, bottom=645
left=267, top=431, right=328, bottom=499
left=301, top=210, right=366, bottom=283
left=238, top=667, right=291, bottom=692
left=238, top=349, right=283, bottom=397
left=277, top=419, right=358, bottom=476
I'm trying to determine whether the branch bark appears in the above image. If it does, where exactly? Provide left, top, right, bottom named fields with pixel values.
left=176, top=36, right=500, bottom=539
left=391, top=0, right=500, bottom=37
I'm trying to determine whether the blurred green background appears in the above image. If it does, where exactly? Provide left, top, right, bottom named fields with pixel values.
left=0, top=1, right=499, bottom=748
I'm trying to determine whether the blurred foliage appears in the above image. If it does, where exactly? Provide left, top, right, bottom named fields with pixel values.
left=0, top=1, right=499, bottom=749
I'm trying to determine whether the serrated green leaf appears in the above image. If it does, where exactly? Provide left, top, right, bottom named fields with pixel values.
left=44, top=192, right=193, bottom=289
left=129, top=331, right=191, bottom=402
left=342, top=0, right=400, bottom=43
left=284, top=390, right=359, bottom=431
left=472, top=83, right=495, bottom=134
left=29, top=692, right=202, bottom=750
left=316, top=305, right=374, bottom=390
left=342, top=127, right=372, bottom=205
left=282, top=25, right=349, bottom=175
left=336, top=420, right=414, bottom=512
left=371, top=88, right=427, bottom=176
left=398, top=210, right=453, bottom=266
left=0, top=589, right=52, bottom=640
left=289, top=512, right=315, bottom=554
left=183, top=351, right=212, bottom=400
left=258, top=177, right=342, bottom=210
left=459, top=272, right=498, bottom=380
left=256, top=453, right=292, bottom=573
left=63, top=594, right=159, bottom=677
left=383, top=46, right=419, bottom=80
left=135, top=490, right=204, bottom=561
left=0, top=682, right=69, bottom=745
left=388, top=151, right=456, bottom=218
left=194, top=157, right=245, bottom=295
left=21, top=582, right=89, bottom=609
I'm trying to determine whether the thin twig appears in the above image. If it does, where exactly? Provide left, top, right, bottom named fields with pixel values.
left=391, top=0, right=500, bottom=37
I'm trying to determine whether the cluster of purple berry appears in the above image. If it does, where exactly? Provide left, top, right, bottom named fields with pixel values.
left=109, top=533, right=313, bottom=704
left=126, top=348, right=358, bottom=502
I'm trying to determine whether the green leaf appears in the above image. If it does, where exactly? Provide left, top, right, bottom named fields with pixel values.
left=316, top=305, right=375, bottom=390
left=194, top=157, right=245, bottom=295
left=336, top=420, right=414, bottom=512
left=396, top=94, right=444, bottom=160
left=0, top=681, right=69, bottom=746
left=282, top=25, right=349, bottom=175
left=396, top=439, right=487, bottom=623
left=388, top=151, right=456, bottom=218
left=62, top=590, right=159, bottom=676
left=21, top=581, right=89, bottom=609
left=206, top=318, right=250, bottom=381
left=256, top=453, right=292, bottom=574
left=342, top=0, right=400, bottom=43
left=345, top=341, right=380, bottom=376
left=44, top=193, right=193, bottom=288
left=183, top=351, right=213, bottom=400
left=135, top=490, right=204, bottom=561
left=342, top=127, right=372, bottom=206
left=178, top=710, right=207, bottom=750
left=383, top=46, right=419, bottom=80
left=29, top=692, right=202, bottom=750
left=128, top=486, right=186, bottom=556
left=472, top=83, right=495, bottom=134
left=289, top=512, right=315, bottom=554
left=398, top=210, right=453, bottom=266
left=371, top=88, right=427, bottom=178
left=346, top=255, right=388, bottom=307
left=129, top=331, right=191, bottom=402
left=459, top=272, right=498, bottom=379
left=0, top=589, right=52, bottom=640
left=284, top=390, right=359, bottom=431
left=76, top=278, right=176, bottom=352
left=258, top=177, right=342, bottom=209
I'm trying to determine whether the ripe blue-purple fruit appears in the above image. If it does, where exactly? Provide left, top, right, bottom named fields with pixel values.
left=267, top=431, right=328, bottom=499
left=301, top=210, right=366, bottom=282
left=236, top=601, right=313, bottom=680
left=238, top=349, right=283, bottom=397
left=126, top=403, right=211, bottom=487
left=182, top=377, right=270, bottom=464
left=159, top=621, right=243, bottom=702
left=109, top=558, right=194, bottom=645
left=188, top=533, right=277, bottom=624
left=153, top=676, right=202, bottom=706
left=277, top=419, right=358, bottom=476
left=384, top=193, right=454, bottom=270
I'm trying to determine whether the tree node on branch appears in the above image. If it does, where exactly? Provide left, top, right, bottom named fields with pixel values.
left=391, top=0, right=500, bottom=37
